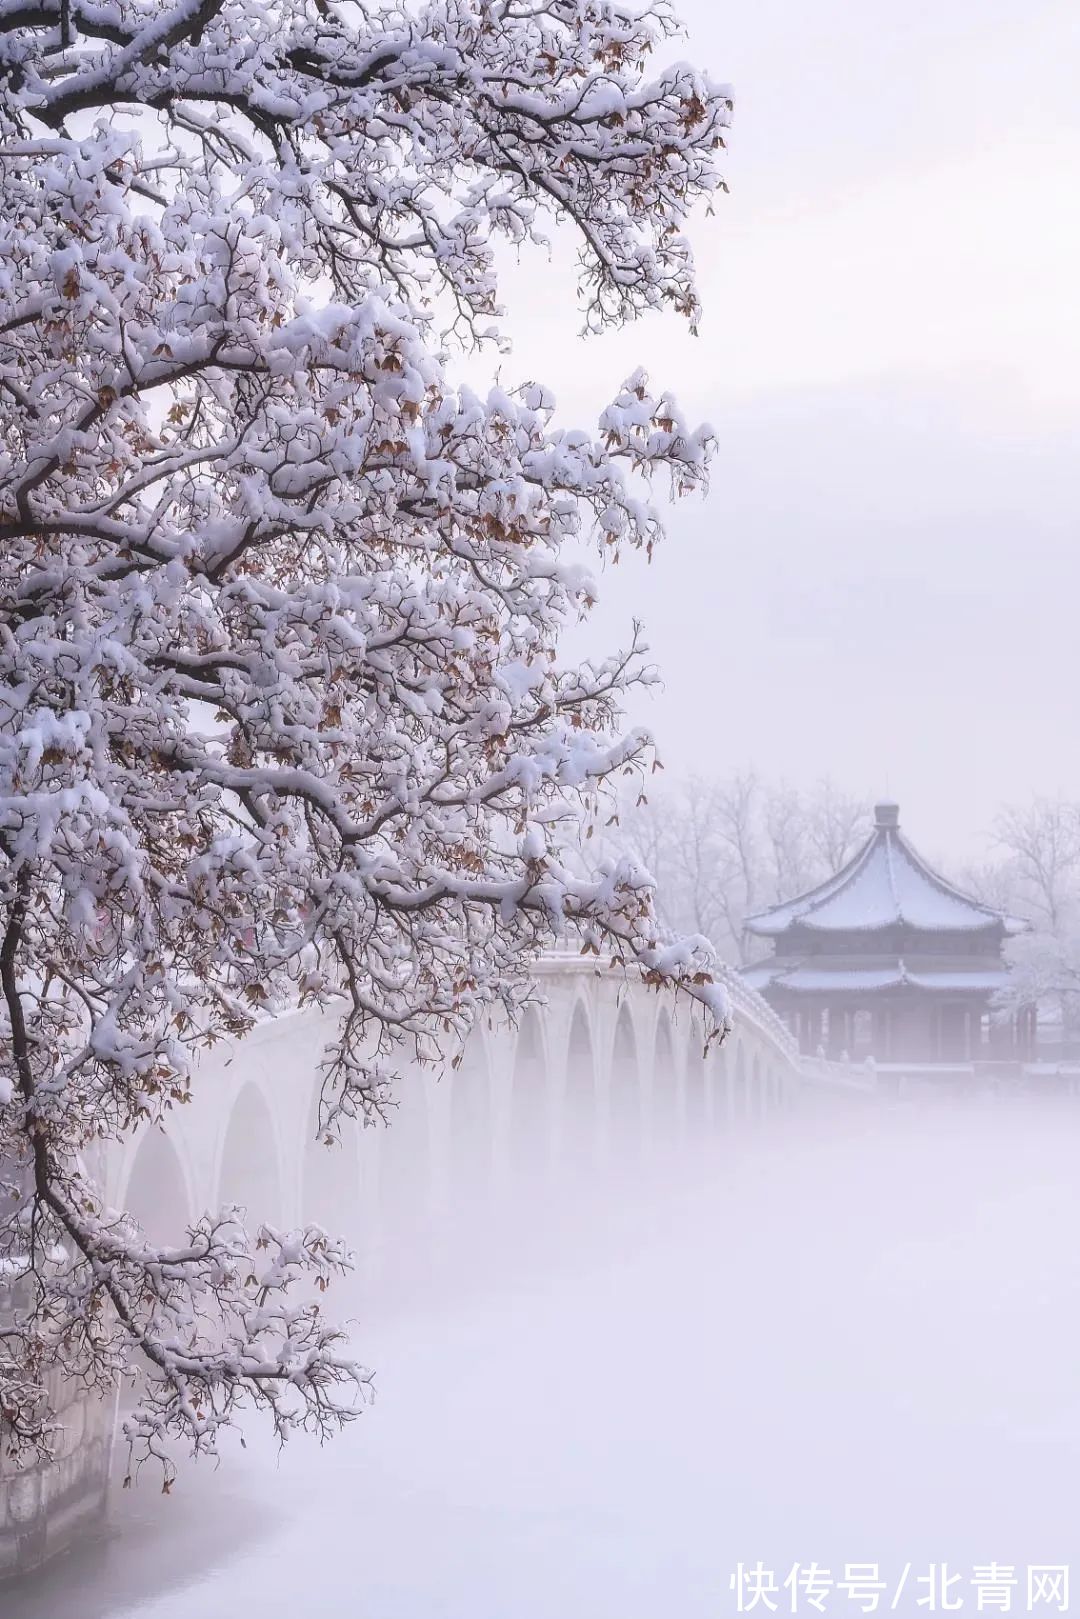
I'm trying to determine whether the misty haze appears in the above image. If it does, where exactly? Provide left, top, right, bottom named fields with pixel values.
left=9, top=1078, right=1080, bottom=1619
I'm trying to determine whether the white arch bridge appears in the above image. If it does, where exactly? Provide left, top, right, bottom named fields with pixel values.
left=107, top=954, right=851, bottom=1262
left=0, top=956, right=865, bottom=1578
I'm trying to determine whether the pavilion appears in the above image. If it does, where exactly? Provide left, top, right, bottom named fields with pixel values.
left=741, top=801, right=1035, bottom=1065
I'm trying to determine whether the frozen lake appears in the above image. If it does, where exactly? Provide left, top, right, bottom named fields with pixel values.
left=8, top=1099, right=1080, bottom=1619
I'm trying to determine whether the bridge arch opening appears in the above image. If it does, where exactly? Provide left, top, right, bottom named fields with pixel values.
left=124, top=1127, right=190, bottom=1246
left=652, top=1012, right=678, bottom=1139
left=609, top=1003, right=640, bottom=1153
left=711, top=1045, right=729, bottom=1128
left=510, top=1007, right=548, bottom=1173
left=562, top=1002, right=595, bottom=1163
left=379, top=1072, right=431, bottom=1242
left=733, top=1046, right=747, bottom=1122
left=685, top=1026, right=706, bottom=1136
left=451, top=1031, right=492, bottom=1199
left=218, top=1083, right=283, bottom=1227
left=301, top=1085, right=361, bottom=1238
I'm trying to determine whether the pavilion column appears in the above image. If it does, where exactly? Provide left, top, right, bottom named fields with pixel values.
left=935, top=1004, right=948, bottom=1062
left=968, top=1006, right=983, bottom=1060
left=873, top=1007, right=891, bottom=1061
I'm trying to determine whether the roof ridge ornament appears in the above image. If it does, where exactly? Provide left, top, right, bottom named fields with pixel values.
left=874, top=801, right=900, bottom=828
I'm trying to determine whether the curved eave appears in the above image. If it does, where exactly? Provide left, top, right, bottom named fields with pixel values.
left=798, top=912, right=1002, bottom=936
left=745, top=837, right=874, bottom=936
left=744, top=964, right=1011, bottom=997
left=761, top=910, right=1026, bottom=939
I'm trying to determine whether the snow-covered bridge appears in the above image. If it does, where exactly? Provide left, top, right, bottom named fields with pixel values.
left=1, top=957, right=853, bottom=1578
left=106, top=954, right=812, bottom=1267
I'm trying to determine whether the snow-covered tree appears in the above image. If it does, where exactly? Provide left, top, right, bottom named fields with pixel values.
left=996, top=927, right=1080, bottom=1025
left=616, top=774, right=869, bottom=962
left=977, top=799, right=1080, bottom=1042
left=0, top=0, right=732, bottom=1477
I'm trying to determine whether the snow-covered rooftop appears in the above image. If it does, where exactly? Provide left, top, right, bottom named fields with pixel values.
left=745, top=802, right=1023, bottom=938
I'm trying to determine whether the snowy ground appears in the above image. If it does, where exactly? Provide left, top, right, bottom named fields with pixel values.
left=9, top=1098, right=1080, bottom=1619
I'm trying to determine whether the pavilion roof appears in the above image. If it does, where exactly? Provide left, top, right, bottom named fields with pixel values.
left=744, top=801, right=1025, bottom=939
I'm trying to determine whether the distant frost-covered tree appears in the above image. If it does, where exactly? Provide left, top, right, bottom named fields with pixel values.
left=0, top=0, right=732, bottom=1476
left=616, top=774, right=869, bottom=963
left=974, top=798, right=1080, bottom=1038
left=992, top=799, right=1080, bottom=936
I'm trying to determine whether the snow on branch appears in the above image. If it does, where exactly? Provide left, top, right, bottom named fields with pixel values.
left=0, top=0, right=731, bottom=1476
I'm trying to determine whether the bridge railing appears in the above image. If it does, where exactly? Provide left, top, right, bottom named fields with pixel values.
left=711, top=960, right=801, bottom=1061
left=794, top=1053, right=879, bottom=1094
left=535, top=949, right=801, bottom=1066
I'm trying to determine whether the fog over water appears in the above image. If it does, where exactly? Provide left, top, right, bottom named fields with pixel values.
left=10, top=1094, right=1080, bottom=1619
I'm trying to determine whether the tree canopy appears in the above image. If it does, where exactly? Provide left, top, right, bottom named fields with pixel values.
left=0, top=0, right=731, bottom=1476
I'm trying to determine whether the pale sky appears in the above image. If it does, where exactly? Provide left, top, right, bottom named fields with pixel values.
left=472, top=0, right=1080, bottom=862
